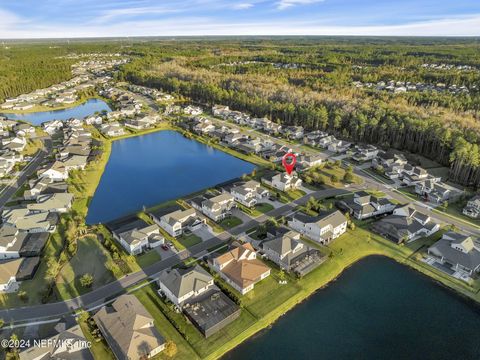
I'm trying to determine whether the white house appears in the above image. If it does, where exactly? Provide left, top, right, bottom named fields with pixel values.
left=463, top=195, right=480, bottom=219
left=195, top=193, right=236, bottom=222
left=0, top=258, right=23, bottom=292
left=0, top=226, right=27, bottom=260
left=288, top=210, right=347, bottom=245
left=157, top=208, right=204, bottom=237
left=230, top=180, right=269, bottom=207
left=38, top=162, right=69, bottom=181
left=115, top=224, right=164, bottom=255
left=262, top=172, right=302, bottom=192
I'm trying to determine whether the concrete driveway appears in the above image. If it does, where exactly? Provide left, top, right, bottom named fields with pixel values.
left=192, top=226, right=215, bottom=241
left=232, top=207, right=255, bottom=223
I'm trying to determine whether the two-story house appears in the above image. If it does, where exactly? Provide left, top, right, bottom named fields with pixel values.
left=288, top=211, right=348, bottom=245
left=230, top=180, right=269, bottom=207
left=158, top=265, right=214, bottom=307
left=211, top=243, right=270, bottom=294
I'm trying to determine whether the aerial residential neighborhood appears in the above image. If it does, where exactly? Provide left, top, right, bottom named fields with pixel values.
left=0, top=3, right=480, bottom=359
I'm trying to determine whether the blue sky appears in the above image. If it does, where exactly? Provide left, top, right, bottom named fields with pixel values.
left=0, top=0, right=479, bottom=38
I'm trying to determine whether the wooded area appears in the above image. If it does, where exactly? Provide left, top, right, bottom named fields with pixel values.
left=119, top=38, right=480, bottom=188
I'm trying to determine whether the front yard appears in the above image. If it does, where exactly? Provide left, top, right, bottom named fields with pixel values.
left=219, top=216, right=243, bottom=229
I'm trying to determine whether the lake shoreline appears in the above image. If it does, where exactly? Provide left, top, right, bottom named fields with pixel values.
left=218, top=253, right=480, bottom=360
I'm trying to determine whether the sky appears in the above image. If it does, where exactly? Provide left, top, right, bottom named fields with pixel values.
left=0, top=0, right=479, bottom=38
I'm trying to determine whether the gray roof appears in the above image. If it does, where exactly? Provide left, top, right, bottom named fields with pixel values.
left=159, top=265, right=213, bottom=300
left=429, top=231, right=480, bottom=272
left=0, top=225, right=26, bottom=249
left=19, top=324, right=93, bottom=360
left=94, top=294, right=165, bottom=360
left=294, top=210, right=347, bottom=229
left=263, top=233, right=303, bottom=258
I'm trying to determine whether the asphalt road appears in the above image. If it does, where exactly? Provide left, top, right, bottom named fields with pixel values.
left=0, top=236, right=224, bottom=323
left=0, top=137, right=51, bottom=208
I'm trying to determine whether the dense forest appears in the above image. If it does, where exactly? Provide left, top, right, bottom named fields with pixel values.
left=0, top=42, right=133, bottom=102
left=0, top=46, right=74, bottom=101
left=117, top=38, right=480, bottom=188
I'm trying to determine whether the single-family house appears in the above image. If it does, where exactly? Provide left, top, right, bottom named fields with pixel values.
left=114, top=224, right=164, bottom=255
left=338, top=191, right=396, bottom=220
left=100, top=122, right=125, bottom=137
left=0, top=225, right=27, bottom=260
left=158, top=265, right=214, bottom=307
left=27, top=193, right=74, bottom=214
left=94, top=295, right=166, bottom=360
left=194, top=194, right=236, bottom=222
left=157, top=208, right=205, bottom=237
left=230, top=180, right=269, bottom=207
left=428, top=231, right=480, bottom=276
left=262, top=230, right=310, bottom=271
left=371, top=205, right=440, bottom=243
left=298, top=153, right=328, bottom=169
left=463, top=195, right=480, bottom=219
left=351, top=145, right=379, bottom=162
left=2, top=208, right=59, bottom=233
left=261, top=172, right=302, bottom=192
left=288, top=211, right=348, bottom=245
left=38, top=161, right=69, bottom=181
left=19, top=324, right=93, bottom=360
left=415, top=181, right=462, bottom=204
left=211, top=243, right=270, bottom=294
left=328, top=140, right=351, bottom=153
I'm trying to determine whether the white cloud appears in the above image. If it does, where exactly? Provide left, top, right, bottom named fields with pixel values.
left=0, top=8, right=479, bottom=38
left=233, top=3, right=254, bottom=10
left=94, top=6, right=181, bottom=23
left=276, top=0, right=324, bottom=10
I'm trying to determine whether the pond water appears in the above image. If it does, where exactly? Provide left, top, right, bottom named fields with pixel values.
left=223, top=256, right=480, bottom=360
left=1, top=98, right=111, bottom=125
left=86, top=130, right=256, bottom=224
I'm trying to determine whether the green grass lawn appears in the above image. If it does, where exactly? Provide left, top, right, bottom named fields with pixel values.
left=78, top=316, right=115, bottom=360
left=219, top=216, right=243, bottom=229
left=55, top=235, right=116, bottom=301
left=179, top=233, right=202, bottom=248
left=286, top=189, right=306, bottom=200
left=255, top=202, right=274, bottom=214
left=137, top=249, right=162, bottom=268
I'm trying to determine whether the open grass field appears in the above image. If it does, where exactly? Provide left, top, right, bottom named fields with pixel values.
left=55, top=235, right=116, bottom=300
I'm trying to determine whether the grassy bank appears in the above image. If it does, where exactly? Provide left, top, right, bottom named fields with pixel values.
left=130, top=225, right=479, bottom=360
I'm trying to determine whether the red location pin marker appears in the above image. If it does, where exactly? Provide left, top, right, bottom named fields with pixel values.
left=282, top=153, right=296, bottom=175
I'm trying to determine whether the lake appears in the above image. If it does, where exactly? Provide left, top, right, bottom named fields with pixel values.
left=86, top=130, right=256, bottom=224
left=224, top=256, right=480, bottom=360
left=1, top=98, right=111, bottom=125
